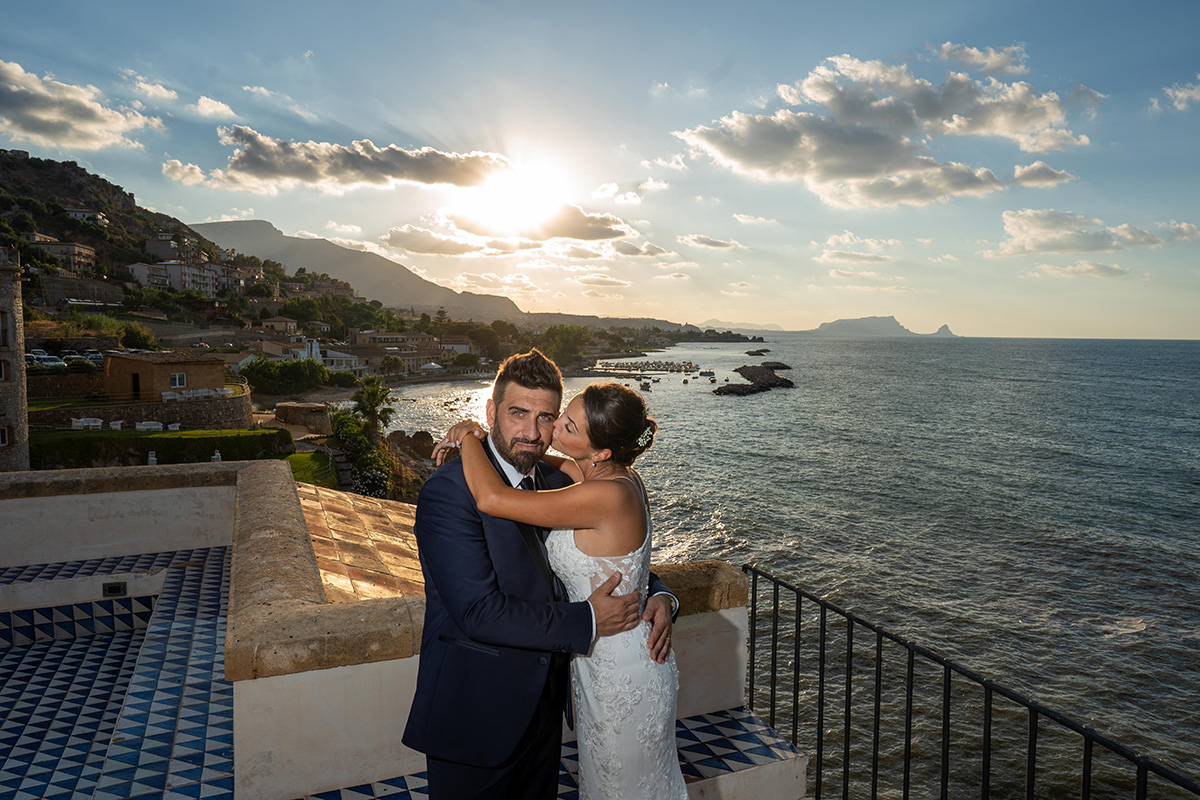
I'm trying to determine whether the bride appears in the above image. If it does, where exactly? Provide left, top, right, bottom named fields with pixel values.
left=442, top=382, right=688, bottom=800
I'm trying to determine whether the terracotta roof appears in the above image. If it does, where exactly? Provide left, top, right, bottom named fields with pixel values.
left=296, top=483, right=423, bottom=602
left=106, top=352, right=225, bottom=364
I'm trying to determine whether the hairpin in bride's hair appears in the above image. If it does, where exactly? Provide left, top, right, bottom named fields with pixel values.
left=636, top=425, right=653, bottom=448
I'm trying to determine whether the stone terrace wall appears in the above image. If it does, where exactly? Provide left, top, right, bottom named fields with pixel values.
left=28, top=392, right=253, bottom=430
left=26, top=372, right=106, bottom=398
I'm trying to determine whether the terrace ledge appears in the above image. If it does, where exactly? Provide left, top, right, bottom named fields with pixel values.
left=223, top=459, right=748, bottom=681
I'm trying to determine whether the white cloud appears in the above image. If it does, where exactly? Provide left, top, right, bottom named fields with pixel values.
left=1071, top=84, right=1107, bottom=120
left=162, top=125, right=511, bottom=193
left=817, top=250, right=892, bottom=264
left=1035, top=260, right=1132, bottom=278
left=123, top=70, right=178, bottom=102
left=639, top=177, right=670, bottom=191
left=720, top=289, right=749, bottom=297
left=677, top=233, right=745, bottom=249
left=451, top=271, right=545, bottom=295
left=656, top=260, right=699, bottom=270
left=572, top=274, right=632, bottom=288
left=1013, top=160, right=1078, bottom=187
left=380, top=224, right=485, bottom=255
left=654, top=272, right=691, bottom=280
left=613, top=240, right=670, bottom=257
left=834, top=284, right=913, bottom=292
left=679, top=52, right=1091, bottom=208
left=242, top=84, right=317, bottom=121
left=0, top=60, right=162, bottom=150
left=729, top=280, right=756, bottom=288
left=991, top=208, right=1163, bottom=256
left=205, top=207, right=254, bottom=222
left=326, top=220, right=362, bottom=235
left=1161, top=220, right=1200, bottom=241
left=733, top=213, right=776, bottom=224
left=1164, top=74, right=1200, bottom=111
left=295, top=230, right=394, bottom=259
left=813, top=230, right=898, bottom=262
left=929, top=254, right=959, bottom=263
left=641, top=153, right=688, bottom=171
left=592, top=183, right=618, bottom=199
left=517, top=259, right=603, bottom=272
left=820, top=230, right=899, bottom=249
left=932, top=42, right=1029, bottom=76
left=582, top=289, right=623, bottom=299
left=829, top=268, right=880, bottom=279
left=650, top=81, right=671, bottom=97
left=190, top=96, right=237, bottom=118
left=614, top=191, right=642, bottom=205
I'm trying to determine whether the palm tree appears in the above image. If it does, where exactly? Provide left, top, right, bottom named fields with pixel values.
left=350, top=375, right=395, bottom=448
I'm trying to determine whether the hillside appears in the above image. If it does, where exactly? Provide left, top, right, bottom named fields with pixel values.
left=191, top=220, right=524, bottom=321
left=0, top=152, right=192, bottom=271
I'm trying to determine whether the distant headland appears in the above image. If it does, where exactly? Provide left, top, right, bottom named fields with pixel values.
left=796, top=316, right=958, bottom=337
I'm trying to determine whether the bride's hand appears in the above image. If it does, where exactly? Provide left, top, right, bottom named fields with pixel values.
left=644, top=595, right=674, bottom=663
left=432, top=419, right=488, bottom=466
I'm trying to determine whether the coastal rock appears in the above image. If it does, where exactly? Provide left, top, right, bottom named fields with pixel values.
left=734, top=365, right=795, bottom=388
left=713, top=383, right=771, bottom=396
left=760, top=361, right=791, bottom=370
left=713, top=364, right=795, bottom=395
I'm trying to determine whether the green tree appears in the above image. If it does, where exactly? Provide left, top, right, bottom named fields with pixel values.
left=350, top=375, right=396, bottom=448
left=453, top=352, right=480, bottom=368
left=536, top=324, right=591, bottom=364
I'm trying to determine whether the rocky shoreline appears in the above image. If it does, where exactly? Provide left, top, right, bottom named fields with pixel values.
left=713, top=363, right=794, bottom=396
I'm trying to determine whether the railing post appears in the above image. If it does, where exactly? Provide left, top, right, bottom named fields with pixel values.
left=817, top=604, right=828, bottom=800
left=982, top=685, right=993, bottom=800
left=843, top=618, right=853, bottom=800
left=941, top=665, right=951, bottom=800
left=1027, top=708, right=1038, bottom=799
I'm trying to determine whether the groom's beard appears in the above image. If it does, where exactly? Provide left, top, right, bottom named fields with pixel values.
left=494, top=434, right=548, bottom=474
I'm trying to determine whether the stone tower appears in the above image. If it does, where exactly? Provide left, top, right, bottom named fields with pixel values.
left=0, top=248, right=30, bottom=471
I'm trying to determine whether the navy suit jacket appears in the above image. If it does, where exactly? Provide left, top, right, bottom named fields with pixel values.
left=403, top=444, right=671, bottom=768
left=403, top=446, right=592, bottom=768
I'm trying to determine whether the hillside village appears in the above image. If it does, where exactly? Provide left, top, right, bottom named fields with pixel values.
left=2, top=151, right=740, bottom=383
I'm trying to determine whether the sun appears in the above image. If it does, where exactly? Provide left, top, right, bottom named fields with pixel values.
left=450, top=160, right=574, bottom=236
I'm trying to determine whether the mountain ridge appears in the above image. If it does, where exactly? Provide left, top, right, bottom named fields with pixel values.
left=190, top=219, right=524, bottom=321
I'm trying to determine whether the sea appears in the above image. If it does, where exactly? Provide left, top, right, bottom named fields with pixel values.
left=379, top=334, right=1200, bottom=789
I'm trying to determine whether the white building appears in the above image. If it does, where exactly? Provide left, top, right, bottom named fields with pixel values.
left=126, top=261, right=221, bottom=298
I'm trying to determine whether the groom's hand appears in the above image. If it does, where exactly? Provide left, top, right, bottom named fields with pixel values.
left=644, top=595, right=674, bottom=663
left=589, top=572, right=640, bottom=637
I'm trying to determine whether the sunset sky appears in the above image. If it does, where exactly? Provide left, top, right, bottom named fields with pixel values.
left=2, top=0, right=1198, bottom=337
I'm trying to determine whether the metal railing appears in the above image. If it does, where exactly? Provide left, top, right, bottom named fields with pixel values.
left=743, top=565, right=1200, bottom=800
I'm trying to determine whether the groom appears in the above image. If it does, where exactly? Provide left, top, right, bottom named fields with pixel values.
left=403, top=349, right=677, bottom=800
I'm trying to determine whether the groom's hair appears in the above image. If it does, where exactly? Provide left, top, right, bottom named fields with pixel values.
left=492, top=348, right=563, bottom=404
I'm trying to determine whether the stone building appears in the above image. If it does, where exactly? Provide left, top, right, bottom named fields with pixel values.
left=0, top=250, right=29, bottom=471
left=104, top=352, right=226, bottom=403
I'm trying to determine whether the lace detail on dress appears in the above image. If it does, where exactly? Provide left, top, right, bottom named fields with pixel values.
left=544, top=474, right=687, bottom=800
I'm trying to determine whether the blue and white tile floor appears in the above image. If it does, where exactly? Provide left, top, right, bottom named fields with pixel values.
left=1, top=547, right=232, bottom=800
left=292, top=707, right=800, bottom=800
left=3, top=548, right=797, bottom=800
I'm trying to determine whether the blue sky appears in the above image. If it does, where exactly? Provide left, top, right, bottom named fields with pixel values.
left=2, top=0, right=1198, bottom=337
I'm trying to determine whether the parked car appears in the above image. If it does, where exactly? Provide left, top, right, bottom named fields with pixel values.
left=34, top=355, right=68, bottom=368
left=29, top=349, right=47, bottom=356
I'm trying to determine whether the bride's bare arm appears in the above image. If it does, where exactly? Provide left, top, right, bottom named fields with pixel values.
left=459, top=436, right=622, bottom=530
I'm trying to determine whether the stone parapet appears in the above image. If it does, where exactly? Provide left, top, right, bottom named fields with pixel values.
left=225, top=461, right=423, bottom=681
left=28, top=392, right=253, bottom=430
left=225, top=467, right=750, bottom=682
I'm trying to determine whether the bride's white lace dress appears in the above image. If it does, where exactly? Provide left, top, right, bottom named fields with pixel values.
left=544, top=474, right=688, bottom=800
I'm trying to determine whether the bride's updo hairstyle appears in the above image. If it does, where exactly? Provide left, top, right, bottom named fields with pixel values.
left=581, top=383, right=657, bottom=466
